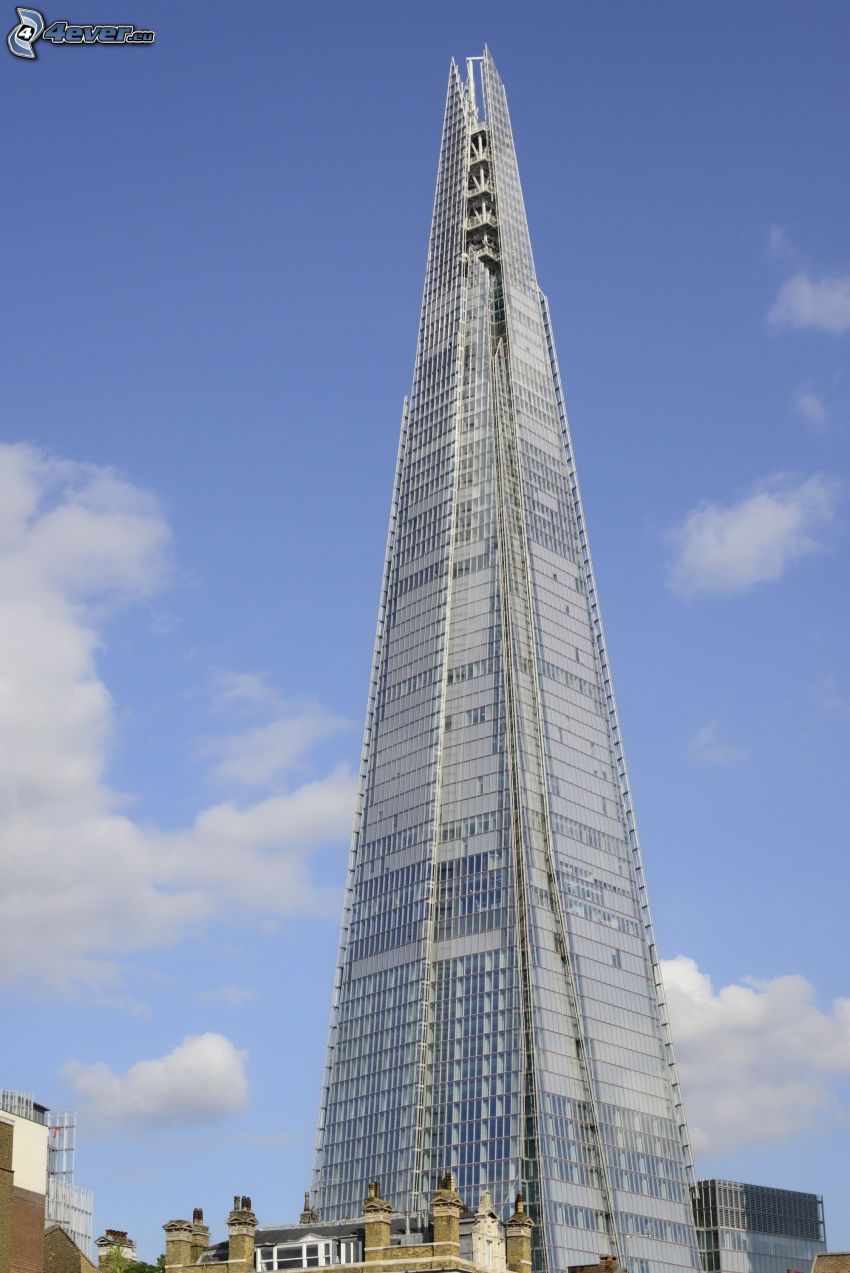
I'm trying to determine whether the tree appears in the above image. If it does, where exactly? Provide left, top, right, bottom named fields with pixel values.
left=126, top=1258, right=166, bottom=1273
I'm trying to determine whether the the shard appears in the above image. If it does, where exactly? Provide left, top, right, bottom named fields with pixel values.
left=311, top=50, right=701, bottom=1273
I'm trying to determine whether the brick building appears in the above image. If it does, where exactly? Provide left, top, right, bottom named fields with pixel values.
left=812, top=1258, right=850, bottom=1273
left=1, top=1100, right=49, bottom=1273
left=160, top=1175, right=545, bottom=1273
left=93, top=1230, right=138, bottom=1271
left=44, top=1224, right=97, bottom=1273
left=0, top=1106, right=101, bottom=1273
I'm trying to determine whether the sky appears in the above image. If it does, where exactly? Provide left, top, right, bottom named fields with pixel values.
left=2, top=0, right=849, bottom=1259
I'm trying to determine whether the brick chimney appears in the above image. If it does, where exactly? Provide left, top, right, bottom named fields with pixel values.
left=432, top=1171, right=463, bottom=1260
left=163, top=1220, right=193, bottom=1270
left=504, top=1193, right=533, bottom=1273
left=96, top=1231, right=137, bottom=1270
left=363, top=1182, right=393, bottom=1260
left=226, top=1196, right=257, bottom=1272
left=190, top=1209, right=209, bottom=1264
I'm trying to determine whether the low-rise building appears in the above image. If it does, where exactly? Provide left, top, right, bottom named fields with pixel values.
left=811, top=1256, right=850, bottom=1273
left=0, top=1094, right=50, bottom=1273
left=45, top=1223, right=97, bottom=1273
left=691, top=1180, right=826, bottom=1273
left=0, top=1092, right=94, bottom=1258
left=162, top=1176, right=538, bottom=1273
left=94, top=1228, right=138, bottom=1270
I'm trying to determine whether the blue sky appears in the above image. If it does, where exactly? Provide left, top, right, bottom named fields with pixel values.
left=2, top=0, right=849, bottom=1258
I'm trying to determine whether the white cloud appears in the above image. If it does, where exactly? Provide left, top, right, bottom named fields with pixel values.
left=794, top=389, right=829, bottom=430
left=197, top=985, right=259, bottom=1006
left=813, top=674, right=850, bottom=716
left=0, top=443, right=356, bottom=991
left=232, top=1129, right=295, bottom=1148
left=205, top=672, right=352, bottom=786
left=689, top=722, right=747, bottom=766
left=214, top=670, right=278, bottom=708
left=666, top=475, right=838, bottom=597
left=662, top=956, right=850, bottom=1152
left=766, top=225, right=798, bottom=263
left=64, top=1033, right=248, bottom=1125
left=203, top=707, right=350, bottom=788
left=769, top=271, right=850, bottom=334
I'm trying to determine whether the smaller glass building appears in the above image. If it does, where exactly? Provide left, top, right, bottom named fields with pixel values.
left=692, top=1180, right=825, bottom=1273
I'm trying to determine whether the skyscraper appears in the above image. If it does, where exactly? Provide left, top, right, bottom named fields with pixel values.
left=312, top=51, right=700, bottom=1273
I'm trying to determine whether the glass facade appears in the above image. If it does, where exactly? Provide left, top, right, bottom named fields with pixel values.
left=46, top=1113, right=94, bottom=1256
left=312, top=50, right=700, bottom=1273
left=692, top=1180, right=826, bottom=1273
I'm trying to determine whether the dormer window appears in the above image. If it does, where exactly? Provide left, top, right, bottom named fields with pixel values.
left=255, top=1239, right=361, bottom=1271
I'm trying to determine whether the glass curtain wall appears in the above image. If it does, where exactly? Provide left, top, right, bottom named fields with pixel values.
left=312, top=50, right=701, bottom=1273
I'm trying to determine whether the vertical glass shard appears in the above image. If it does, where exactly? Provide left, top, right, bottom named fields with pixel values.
left=312, top=49, right=701, bottom=1273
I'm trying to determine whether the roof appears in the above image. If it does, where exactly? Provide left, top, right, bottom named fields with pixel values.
left=44, top=1224, right=97, bottom=1273
left=199, top=1215, right=437, bottom=1264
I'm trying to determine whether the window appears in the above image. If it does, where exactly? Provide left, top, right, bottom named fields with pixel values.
left=277, top=1250, right=303, bottom=1270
